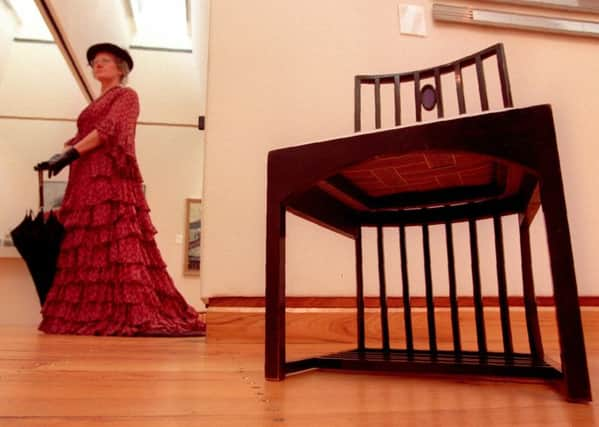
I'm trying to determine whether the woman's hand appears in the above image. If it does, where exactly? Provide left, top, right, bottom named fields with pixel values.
left=34, top=148, right=80, bottom=177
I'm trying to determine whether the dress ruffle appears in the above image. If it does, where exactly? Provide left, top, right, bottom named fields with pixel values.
left=39, top=87, right=205, bottom=337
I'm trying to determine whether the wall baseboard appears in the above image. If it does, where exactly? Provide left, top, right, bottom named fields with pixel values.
left=205, top=297, right=599, bottom=346
left=207, top=295, right=599, bottom=309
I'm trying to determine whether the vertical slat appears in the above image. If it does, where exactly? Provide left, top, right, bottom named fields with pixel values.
left=454, top=63, right=466, bottom=114
left=414, top=71, right=422, bottom=122
left=374, top=78, right=382, bottom=129
left=519, top=218, right=544, bottom=359
left=434, top=68, right=444, bottom=119
left=493, top=215, right=513, bottom=356
left=354, top=76, right=362, bottom=132
left=445, top=222, right=461, bottom=354
left=355, top=229, right=365, bottom=351
left=496, top=45, right=514, bottom=108
left=393, top=74, right=401, bottom=126
left=399, top=225, right=414, bottom=353
left=422, top=223, right=437, bottom=353
left=475, top=54, right=489, bottom=111
left=376, top=225, right=390, bottom=351
left=469, top=218, right=487, bottom=354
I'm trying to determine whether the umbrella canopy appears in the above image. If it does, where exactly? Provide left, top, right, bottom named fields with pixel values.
left=11, top=209, right=65, bottom=307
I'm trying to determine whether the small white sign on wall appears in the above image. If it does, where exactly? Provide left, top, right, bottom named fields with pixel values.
left=399, top=4, right=427, bottom=37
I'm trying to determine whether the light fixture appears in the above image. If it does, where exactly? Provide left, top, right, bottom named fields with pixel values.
left=6, top=0, right=53, bottom=42
left=127, top=0, right=191, bottom=50
left=1, top=0, right=20, bottom=29
left=480, top=0, right=599, bottom=14
left=433, top=3, right=599, bottom=38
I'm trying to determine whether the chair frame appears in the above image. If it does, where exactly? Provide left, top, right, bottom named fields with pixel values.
left=264, top=44, right=591, bottom=402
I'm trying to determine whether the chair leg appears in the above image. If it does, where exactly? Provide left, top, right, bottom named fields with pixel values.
left=355, top=230, right=365, bottom=351
left=539, top=181, right=592, bottom=401
left=265, top=203, right=286, bottom=380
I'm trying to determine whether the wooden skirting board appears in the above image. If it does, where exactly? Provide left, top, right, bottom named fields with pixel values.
left=205, top=296, right=599, bottom=346
left=207, top=296, right=599, bottom=309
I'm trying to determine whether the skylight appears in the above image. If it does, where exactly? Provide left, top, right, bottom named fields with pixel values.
left=128, top=0, right=191, bottom=50
left=6, top=0, right=53, bottom=42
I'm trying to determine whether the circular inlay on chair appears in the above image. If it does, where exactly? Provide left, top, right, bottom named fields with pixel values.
left=421, top=84, right=437, bottom=111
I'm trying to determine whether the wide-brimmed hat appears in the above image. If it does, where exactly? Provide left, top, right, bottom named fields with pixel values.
left=86, top=43, right=134, bottom=71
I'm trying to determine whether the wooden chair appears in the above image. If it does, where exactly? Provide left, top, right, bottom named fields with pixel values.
left=265, top=44, right=591, bottom=401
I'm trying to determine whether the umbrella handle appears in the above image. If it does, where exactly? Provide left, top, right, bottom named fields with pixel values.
left=38, top=169, right=44, bottom=210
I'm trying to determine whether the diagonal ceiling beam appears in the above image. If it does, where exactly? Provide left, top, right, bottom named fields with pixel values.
left=34, top=0, right=131, bottom=101
left=34, top=0, right=92, bottom=102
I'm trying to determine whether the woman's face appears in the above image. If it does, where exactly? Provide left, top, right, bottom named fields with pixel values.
left=90, top=52, right=122, bottom=83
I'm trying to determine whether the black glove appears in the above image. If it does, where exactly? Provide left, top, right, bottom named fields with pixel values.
left=34, top=153, right=61, bottom=171
left=34, top=148, right=80, bottom=178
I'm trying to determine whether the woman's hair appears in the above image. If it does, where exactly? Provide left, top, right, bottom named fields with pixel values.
left=115, top=57, right=130, bottom=84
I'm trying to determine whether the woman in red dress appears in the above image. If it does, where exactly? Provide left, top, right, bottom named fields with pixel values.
left=35, top=43, right=206, bottom=336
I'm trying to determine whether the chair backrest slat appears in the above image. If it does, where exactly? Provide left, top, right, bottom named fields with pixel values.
left=354, top=44, right=513, bottom=130
left=414, top=71, right=423, bottom=122
left=393, top=75, right=402, bottom=126
left=454, top=63, right=467, bottom=115
left=476, top=54, right=490, bottom=111
left=374, top=78, right=382, bottom=129
left=434, top=68, right=444, bottom=119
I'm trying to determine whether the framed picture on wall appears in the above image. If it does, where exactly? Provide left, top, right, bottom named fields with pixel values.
left=42, top=181, right=67, bottom=210
left=42, top=181, right=146, bottom=211
left=184, top=198, right=202, bottom=276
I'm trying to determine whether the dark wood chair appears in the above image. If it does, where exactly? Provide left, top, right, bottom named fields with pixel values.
left=265, top=44, right=591, bottom=402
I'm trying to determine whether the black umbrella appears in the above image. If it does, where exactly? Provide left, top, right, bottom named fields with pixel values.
left=10, top=170, right=65, bottom=306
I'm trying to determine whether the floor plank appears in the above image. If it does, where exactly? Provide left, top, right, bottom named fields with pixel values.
left=0, top=310, right=598, bottom=426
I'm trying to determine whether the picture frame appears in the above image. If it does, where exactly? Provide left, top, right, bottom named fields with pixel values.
left=184, top=198, right=202, bottom=276
left=41, top=181, right=146, bottom=211
left=42, top=180, right=68, bottom=210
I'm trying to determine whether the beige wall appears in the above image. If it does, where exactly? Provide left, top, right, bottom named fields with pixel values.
left=0, top=41, right=205, bottom=325
left=0, top=3, right=17, bottom=84
left=201, top=0, right=598, bottom=300
left=0, top=42, right=84, bottom=117
left=191, top=0, right=211, bottom=116
left=132, top=49, right=204, bottom=124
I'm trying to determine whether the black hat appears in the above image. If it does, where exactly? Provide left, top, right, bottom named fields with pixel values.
left=86, top=43, right=134, bottom=71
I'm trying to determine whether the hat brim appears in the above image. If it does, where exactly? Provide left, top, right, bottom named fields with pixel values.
left=86, top=43, right=134, bottom=71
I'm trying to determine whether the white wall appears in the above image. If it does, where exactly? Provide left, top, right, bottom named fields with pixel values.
left=201, top=0, right=599, bottom=300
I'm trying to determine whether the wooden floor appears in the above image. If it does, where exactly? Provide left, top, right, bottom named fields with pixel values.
left=1, top=311, right=598, bottom=426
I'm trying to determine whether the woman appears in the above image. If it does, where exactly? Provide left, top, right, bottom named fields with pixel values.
left=35, top=43, right=205, bottom=336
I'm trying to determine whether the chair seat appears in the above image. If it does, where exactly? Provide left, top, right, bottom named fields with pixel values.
left=319, top=150, right=527, bottom=211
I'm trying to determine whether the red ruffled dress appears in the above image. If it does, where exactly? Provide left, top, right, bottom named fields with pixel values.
left=39, top=86, right=206, bottom=336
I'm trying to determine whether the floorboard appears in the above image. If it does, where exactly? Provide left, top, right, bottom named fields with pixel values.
left=0, top=309, right=598, bottom=426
